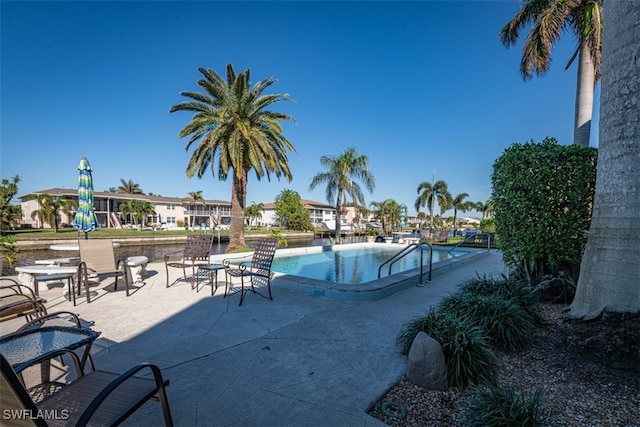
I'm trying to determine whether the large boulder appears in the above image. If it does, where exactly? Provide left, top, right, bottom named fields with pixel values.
left=405, top=331, right=447, bottom=390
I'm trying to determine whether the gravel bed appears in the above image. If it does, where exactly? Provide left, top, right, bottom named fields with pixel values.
left=368, top=303, right=640, bottom=426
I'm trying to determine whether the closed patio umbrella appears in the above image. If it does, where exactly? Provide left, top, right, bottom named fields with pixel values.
left=73, top=157, right=99, bottom=239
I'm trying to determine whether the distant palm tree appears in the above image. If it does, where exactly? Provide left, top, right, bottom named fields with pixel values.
left=370, top=199, right=401, bottom=236
left=500, top=0, right=602, bottom=147
left=170, top=63, right=296, bottom=252
left=415, top=179, right=451, bottom=226
left=309, top=147, right=375, bottom=241
left=183, top=191, right=205, bottom=230
left=482, top=199, right=494, bottom=219
left=118, top=179, right=144, bottom=194
left=451, top=193, right=470, bottom=234
left=28, top=194, right=77, bottom=232
left=246, top=201, right=264, bottom=229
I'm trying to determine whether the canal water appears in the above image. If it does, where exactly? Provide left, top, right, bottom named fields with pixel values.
left=8, top=235, right=367, bottom=275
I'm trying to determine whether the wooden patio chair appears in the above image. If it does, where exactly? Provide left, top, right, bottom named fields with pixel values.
left=0, top=278, right=47, bottom=324
left=1, top=351, right=173, bottom=426
left=78, top=239, right=129, bottom=303
left=223, top=238, right=277, bottom=306
left=164, top=234, right=213, bottom=289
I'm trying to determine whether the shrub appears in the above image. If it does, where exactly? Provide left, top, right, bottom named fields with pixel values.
left=461, top=383, right=542, bottom=427
left=459, top=275, right=544, bottom=325
left=491, top=137, right=597, bottom=285
left=438, top=292, right=537, bottom=352
left=396, top=309, right=496, bottom=388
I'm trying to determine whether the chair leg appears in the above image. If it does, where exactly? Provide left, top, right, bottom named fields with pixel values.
left=68, top=276, right=76, bottom=306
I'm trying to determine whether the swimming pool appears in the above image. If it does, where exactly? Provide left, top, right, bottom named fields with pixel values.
left=271, top=244, right=461, bottom=284
left=212, top=242, right=487, bottom=301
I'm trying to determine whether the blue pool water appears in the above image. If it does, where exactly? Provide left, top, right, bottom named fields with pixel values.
left=271, top=245, right=462, bottom=284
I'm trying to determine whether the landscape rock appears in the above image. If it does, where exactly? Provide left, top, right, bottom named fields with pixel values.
left=405, top=331, right=447, bottom=390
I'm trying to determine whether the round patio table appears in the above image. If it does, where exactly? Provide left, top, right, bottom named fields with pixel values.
left=15, top=265, right=78, bottom=296
left=50, top=242, right=120, bottom=251
left=197, top=264, right=225, bottom=296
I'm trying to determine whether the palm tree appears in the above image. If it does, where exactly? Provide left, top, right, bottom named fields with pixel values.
left=170, top=64, right=296, bottom=252
left=479, top=199, right=494, bottom=219
left=246, top=201, right=264, bottom=229
left=28, top=194, right=76, bottom=232
left=120, top=199, right=155, bottom=227
left=500, top=0, right=603, bottom=147
left=183, top=191, right=205, bottom=231
left=309, top=147, right=375, bottom=242
left=415, top=179, right=451, bottom=226
left=369, top=199, right=401, bottom=236
left=118, top=179, right=144, bottom=194
left=450, top=193, right=470, bottom=234
left=570, top=0, right=639, bottom=319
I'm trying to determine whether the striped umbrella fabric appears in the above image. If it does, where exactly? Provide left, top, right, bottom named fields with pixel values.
left=73, top=157, right=99, bottom=238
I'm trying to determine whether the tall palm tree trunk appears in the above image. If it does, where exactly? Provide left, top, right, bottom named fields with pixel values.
left=570, top=0, right=640, bottom=319
left=335, top=193, right=342, bottom=242
left=229, top=172, right=248, bottom=251
left=573, top=42, right=596, bottom=147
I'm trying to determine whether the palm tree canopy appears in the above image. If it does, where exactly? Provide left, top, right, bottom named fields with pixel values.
left=118, top=179, right=144, bottom=194
left=170, top=63, right=297, bottom=183
left=414, top=179, right=451, bottom=216
left=309, top=147, right=375, bottom=208
left=170, top=63, right=296, bottom=251
left=499, top=0, right=602, bottom=82
left=184, top=191, right=205, bottom=205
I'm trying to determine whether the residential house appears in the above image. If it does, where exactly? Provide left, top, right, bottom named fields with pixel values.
left=19, top=188, right=231, bottom=230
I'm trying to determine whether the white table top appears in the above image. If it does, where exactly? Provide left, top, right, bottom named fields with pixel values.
left=15, top=265, right=78, bottom=275
left=50, top=242, right=120, bottom=251
left=34, top=257, right=80, bottom=265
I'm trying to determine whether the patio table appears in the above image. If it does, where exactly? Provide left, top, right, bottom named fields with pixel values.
left=50, top=242, right=120, bottom=251
left=0, top=326, right=100, bottom=400
left=197, top=263, right=225, bottom=296
left=15, top=265, right=78, bottom=297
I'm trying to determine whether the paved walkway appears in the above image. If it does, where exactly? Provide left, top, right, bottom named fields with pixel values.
left=2, top=249, right=506, bottom=427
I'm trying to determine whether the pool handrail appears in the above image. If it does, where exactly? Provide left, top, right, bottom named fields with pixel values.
left=377, top=242, right=433, bottom=284
left=447, top=232, right=494, bottom=253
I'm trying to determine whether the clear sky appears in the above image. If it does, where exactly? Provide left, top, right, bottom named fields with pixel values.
left=1, top=0, right=599, bottom=216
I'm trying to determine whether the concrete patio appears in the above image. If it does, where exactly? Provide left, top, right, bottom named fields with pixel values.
left=2, top=249, right=506, bottom=427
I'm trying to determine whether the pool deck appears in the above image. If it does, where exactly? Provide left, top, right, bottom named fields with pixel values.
left=1, top=249, right=506, bottom=427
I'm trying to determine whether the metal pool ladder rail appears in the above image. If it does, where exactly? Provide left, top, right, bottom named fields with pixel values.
left=378, top=242, right=433, bottom=285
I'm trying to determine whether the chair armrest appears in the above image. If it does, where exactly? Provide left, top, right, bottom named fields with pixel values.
left=17, top=311, right=90, bottom=333
left=14, top=348, right=84, bottom=377
left=163, top=251, right=183, bottom=263
left=223, top=253, right=253, bottom=267
left=0, top=283, right=40, bottom=300
left=77, top=363, right=169, bottom=426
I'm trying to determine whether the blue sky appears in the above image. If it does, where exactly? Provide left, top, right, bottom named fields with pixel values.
left=1, top=1, right=599, bottom=216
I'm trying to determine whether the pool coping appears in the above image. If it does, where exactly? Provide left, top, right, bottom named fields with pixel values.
left=210, top=242, right=491, bottom=301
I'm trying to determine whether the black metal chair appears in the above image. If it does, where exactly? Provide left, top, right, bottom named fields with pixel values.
left=223, top=238, right=277, bottom=305
left=0, top=351, right=173, bottom=426
left=164, top=234, right=214, bottom=289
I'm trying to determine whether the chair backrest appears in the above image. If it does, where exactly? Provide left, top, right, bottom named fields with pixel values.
left=182, top=234, right=213, bottom=262
left=0, top=354, right=45, bottom=426
left=251, top=238, right=277, bottom=277
left=78, top=239, right=117, bottom=273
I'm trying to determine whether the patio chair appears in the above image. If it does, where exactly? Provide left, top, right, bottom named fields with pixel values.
left=223, top=238, right=277, bottom=306
left=78, top=239, right=130, bottom=303
left=0, top=278, right=47, bottom=324
left=0, top=351, right=173, bottom=426
left=164, top=234, right=213, bottom=289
